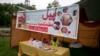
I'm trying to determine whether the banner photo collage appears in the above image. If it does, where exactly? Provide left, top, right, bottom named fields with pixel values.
left=16, top=4, right=79, bottom=39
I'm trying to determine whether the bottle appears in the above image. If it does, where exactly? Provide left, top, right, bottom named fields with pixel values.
left=29, top=37, right=33, bottom=45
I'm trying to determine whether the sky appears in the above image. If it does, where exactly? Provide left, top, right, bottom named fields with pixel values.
left=0, top=0, right=80, bottom=9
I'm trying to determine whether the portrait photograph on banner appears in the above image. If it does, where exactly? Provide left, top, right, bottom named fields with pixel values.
left=16, top=4, right=79, bottom=39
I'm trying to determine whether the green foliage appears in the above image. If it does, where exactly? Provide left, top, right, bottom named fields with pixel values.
left=47, top=0, right=60, bottom=8
left=47, top=3, right=52, bottom=8
left=0, top=14, right=11, bottom=27
left=0, top=3, right=36, bottom=27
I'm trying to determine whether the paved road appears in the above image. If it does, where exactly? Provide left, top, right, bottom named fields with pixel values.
left=0, top=28, right=10, bottom=30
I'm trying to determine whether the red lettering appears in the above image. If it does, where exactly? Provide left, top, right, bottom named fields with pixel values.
left=29, top=26, right=48, bottom=32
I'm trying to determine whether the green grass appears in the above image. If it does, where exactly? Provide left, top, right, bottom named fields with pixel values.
left=0, top=37, right=18, bottom=56
left=0, top=37, right=99, bottom=56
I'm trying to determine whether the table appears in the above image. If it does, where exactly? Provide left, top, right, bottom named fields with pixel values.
left=18, top=41, right=70, bottom=56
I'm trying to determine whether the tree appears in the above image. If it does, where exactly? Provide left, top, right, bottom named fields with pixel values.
left=47, top=0, right=60, bottom=8
left=47, top=3, right=52, bottom=8
left=0, top=3, right=36, bottom=27
left=52, top=0, right=60, bottom=7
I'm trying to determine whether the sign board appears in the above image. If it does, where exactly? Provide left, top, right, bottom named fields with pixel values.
left=16, top=4, right=79, bottom=39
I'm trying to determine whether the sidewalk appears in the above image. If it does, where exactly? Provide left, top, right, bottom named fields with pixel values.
left=0, top=28, right=10, bottom=37
left=0, top=28, right=10, bottom=30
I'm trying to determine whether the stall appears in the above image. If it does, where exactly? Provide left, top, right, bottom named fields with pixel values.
left=10, top=4, right=100, bottom=56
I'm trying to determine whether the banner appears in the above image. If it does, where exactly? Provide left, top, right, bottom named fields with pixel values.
left=16, top=4, right=79, bottom=39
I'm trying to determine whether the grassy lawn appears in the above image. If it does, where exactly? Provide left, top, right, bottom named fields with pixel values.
left=0, top=37, right=99, bottom=56
left=0, top=37, right=19, bottom=56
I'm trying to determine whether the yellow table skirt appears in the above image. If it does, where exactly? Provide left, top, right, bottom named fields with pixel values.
left=18, top=41, right=70, bottom=56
